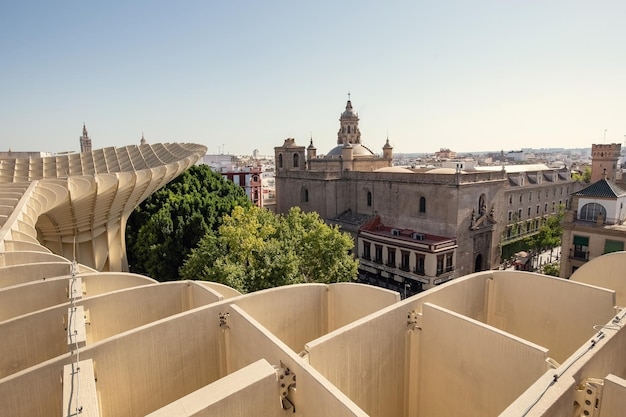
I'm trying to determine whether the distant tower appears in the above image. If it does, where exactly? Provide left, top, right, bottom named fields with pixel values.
left=337, top=95, right=361, bottom=146
left=591, top=143, right=621, bottom=182
left=383, top=137, right=393, bottom=160
left=140, top=132, right=147, bottom=145
left=253, top=149, right=260, bottom=159
left=80, top=124, right=92, bottom=153
left=307, top=137, right=317, bottom=161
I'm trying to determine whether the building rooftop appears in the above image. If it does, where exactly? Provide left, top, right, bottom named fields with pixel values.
left=573, top=178, right=626, bottom=198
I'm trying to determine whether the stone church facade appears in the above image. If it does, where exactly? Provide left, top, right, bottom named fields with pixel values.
left=275, top=98, right=575, bottom=290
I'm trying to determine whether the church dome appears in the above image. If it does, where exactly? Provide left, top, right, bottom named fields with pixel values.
left=341, top=100, right=358, bottom=119
left=326, top=143, right=374, bottom=158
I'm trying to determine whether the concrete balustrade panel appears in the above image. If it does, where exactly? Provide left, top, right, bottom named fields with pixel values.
left=305, top=301, right=410, bottom=417
left=86, top=303, right=229, bottom=417
left=599, top=374, right=626, bottom=417
left=232, top=284, right=329, bottom=354
left=571, top=251, right=626, bottom=307
left=0, top=273, right=156, bottom=322
left=411, top=271, right=493, bottom=321
left=0, top=281, right=221, bottom=378
left=0, top=250, right=69, bottom=266
left=146, top=359, right=283, bottom=417
left=0, top=262, right=71, bottom=288
left=226, top=304, right=368, bottom=416
left=327, top=282, right=400, bottom=331
left=194, top=281, right=242, bottom=300
left=501, top=314, right=626, bottom=416
left=417, top=302, right=549, bottom=417
left=489, top=271, right=616, bottom=363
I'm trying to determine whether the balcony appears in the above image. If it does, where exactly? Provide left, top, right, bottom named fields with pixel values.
left=569, top=248, right=589, bottom=261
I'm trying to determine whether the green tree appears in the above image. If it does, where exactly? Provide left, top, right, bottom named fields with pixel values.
left=542, top=263, right=560, bottom=277
left=523, top=205, right=564, bottom=268
left=126, top=164, right=251, bottom=281
left=572, top=167, right=592, bottom=183
left=180, top=206, right=358, bottom=293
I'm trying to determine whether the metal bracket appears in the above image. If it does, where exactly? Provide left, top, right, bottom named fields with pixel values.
left=275, top=363, right=297, bottom=412
left=407, top=310, right=421, bottom=330
left=218, top=312, right=229, bottom=330
left=574, top=378, right=604, bottom=417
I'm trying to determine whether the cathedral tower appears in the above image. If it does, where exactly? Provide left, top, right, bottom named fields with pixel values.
left=337, top=95, right=361, bottom=146
left=80, top=124, right=92, bottom=153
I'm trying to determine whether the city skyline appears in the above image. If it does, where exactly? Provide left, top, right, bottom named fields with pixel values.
left=1, top=1, right=625, bottom=156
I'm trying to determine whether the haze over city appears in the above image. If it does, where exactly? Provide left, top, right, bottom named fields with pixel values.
left=1, top=1, right=625, bottom=156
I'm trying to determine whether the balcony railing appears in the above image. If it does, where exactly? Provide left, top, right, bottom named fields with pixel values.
left=569, top=248, right=589, bottom=261
left=436, top=266, right=455, bottom=276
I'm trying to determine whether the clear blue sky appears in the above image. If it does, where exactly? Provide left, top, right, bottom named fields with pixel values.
left=1, top=1, right=625, bottom=156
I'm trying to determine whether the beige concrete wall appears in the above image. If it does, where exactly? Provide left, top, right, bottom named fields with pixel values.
left=147, top=359, right=283, bottom=417
left=78, top=303, right=230, bottom=417
left=571, top=251, right=626, bottom=306
left=0, top=290, right=228, bottom=417
left=82, top=281, right=220, bottom=343
left=225, top=304, right=368, bottom=416
left=599, top=374, right=626, bottom=417
left=0, top=262, right=71, bottom=288
left=327, top=282, right=399, bottom=331
left=305, top=302, right=410, bottom=417
left=194, top=281, right=242, bottom=299
left=1, top=240, right=50, bottom=252
left=417, top=303, right=549, bottom=417
left=411, top=272, right=493, bottom=321
left=232, top=284, right=328, bottom=354
left=0, top=273, right=157, bottom=322
left=501, top=310, right=626, bottom=416
left=0, top=250, right=69, bottom=266
left=0, top=281, right=220, bottom=379
left=489, top=271, right=616, bottom=363
left=0, top=305, right=68, bottom=379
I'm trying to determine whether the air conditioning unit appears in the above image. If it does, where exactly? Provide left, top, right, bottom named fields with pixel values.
left=412, top=232, right=425, bottom=240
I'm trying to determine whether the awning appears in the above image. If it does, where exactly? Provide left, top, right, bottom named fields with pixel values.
left=604, top=240, right=624, bottom=254
left=573, top=236, right=589, bottom=246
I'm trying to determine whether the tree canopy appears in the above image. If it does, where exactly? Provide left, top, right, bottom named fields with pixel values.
left=126, top=164, right=252, bottom=281
left=180, top=206, right=359, bottom=293
left=523, top=206, right=564, bottom=253
left=571, top=167, right=591, bottom=183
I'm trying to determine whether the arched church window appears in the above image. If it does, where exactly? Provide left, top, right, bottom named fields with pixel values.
left=293, top=153, right=299, bottom=168
left=301, top=187, right=309, bottom=203
left=347, top=126, right=350, bottom=134
left=278, top=153, right=283, bottom=168
left=367, top=191, right=372, bottom=207
left=478, top=194, right=486, bottom=215
left=419, top=196, right=426, bottom=213
left=580, top=202, right=606, bottom=222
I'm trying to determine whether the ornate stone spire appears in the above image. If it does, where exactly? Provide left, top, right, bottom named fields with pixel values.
left=337, top=95, right=361, bottom=145
left=80, top=123, right=92, bottom=153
